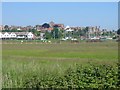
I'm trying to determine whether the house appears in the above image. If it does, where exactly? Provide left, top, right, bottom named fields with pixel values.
left=15, top=32, right=27, bottom=39
left=9, top=32, right=17, bottom=39
left=27, top=32, right=35, bottom=39
left=15, top=32, right=35, bottom=39
left=2, top=32, right=10, bottom=39
left=40, top=33, right=45, bottom=40
left=1, top=32, right=35, bottom=39
left=0, top=25, right=3, bottom=31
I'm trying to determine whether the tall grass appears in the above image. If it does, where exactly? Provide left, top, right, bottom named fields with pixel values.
left=2, top=41, right=118, bottom=88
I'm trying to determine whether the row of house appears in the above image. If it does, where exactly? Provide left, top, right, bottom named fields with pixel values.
left=0, top=32, right=35, bottom=39
left=0, top=21, right=65, bottom=32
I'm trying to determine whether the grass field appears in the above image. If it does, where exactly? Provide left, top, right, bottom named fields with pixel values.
left=2, top=41, right=119, bottom=88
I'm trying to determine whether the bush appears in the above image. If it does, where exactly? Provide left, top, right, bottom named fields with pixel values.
left=23, top=64, right=119, bottom=89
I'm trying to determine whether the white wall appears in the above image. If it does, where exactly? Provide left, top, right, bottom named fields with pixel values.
left=10, top=33, right=17, bottom=38
left=3, top=32, right=10, bottom=38
left=0, top=32, right=2, bottom=39
left=27, top=32, right=34, bottom=39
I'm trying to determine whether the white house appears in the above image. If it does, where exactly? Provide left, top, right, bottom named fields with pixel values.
left=9, top=32, right=17, bottom=39
left=65, top=26, right=70, bottom=30
left=2, top=32, right=10, bottom=38
left=1, top=32, right=35, bottom=39
left=27, top=32, right=34, bottom=39
left=16, top=32, right=35, bottom=39
left=65, top=26, right=74, bottom=32
left=15, top=32, right=27, bottom=39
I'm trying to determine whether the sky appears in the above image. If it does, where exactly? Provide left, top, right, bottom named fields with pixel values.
left=2, top=2, right=118, bottom=30
left=1, top=0, right=119, bottom=2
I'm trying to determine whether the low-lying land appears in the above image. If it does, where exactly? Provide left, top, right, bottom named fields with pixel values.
left=2, top=41, right=119, bottom=88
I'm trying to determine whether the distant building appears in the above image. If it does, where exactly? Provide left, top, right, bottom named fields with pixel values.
left=0, top=25, right=4, bottom=31
left=49, top=21, right=64, bottom=29
left=40, top=33, right=45, bottom=40
left=49, top=21, right=55, bottom=27
left=0, top=25, right=2, bottom=31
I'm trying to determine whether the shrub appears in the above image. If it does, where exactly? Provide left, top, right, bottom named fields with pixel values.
left=23, top=64, right=119, bottom=89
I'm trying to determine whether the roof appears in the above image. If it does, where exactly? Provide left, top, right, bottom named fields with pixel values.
left=1, top=32, right=33, bottom=35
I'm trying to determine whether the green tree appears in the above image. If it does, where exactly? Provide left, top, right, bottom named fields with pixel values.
left=51, top=27, right=62, bottom=39
left=29, top=29, right=40, bottom=36
left=45, top=31, right=52, bottom=39
left=4, top=25, right=9, bottom=30
left=79, top=30, right=86, bottom=36
left=2, top=29, right=10, bottom=32
left=117, top=28, right=120, bottom=40
left=117, top=28, right=120, bottom=35
left=11, top=29, right=19, bottom=32
left=79, top=28, right=89, bottom=37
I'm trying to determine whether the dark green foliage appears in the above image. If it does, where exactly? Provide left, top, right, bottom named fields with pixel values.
left=28, top=29, right=40, bottom=36
left=51, top=27, right=62, bottom=39
left=44, top=31, right=52, bottom=39
left=4, top=25, right=9, bottom=30
left=2, top=29, right=23, bottom=32
left=2, top=29, right=11, bottom=32
left=24, top=64, right=119, bottom=89
left=117, top=28, right=120, bottom=35
left=112, top=36, right=117, bottom=39
left=117, top=63, right=120, bottom=87
left=42, top=23, right=50, bottom=28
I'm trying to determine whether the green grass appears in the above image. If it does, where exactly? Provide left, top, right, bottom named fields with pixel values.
left=2, top=41, right=118, bottom=88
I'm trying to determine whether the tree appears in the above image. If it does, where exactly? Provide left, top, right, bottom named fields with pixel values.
left=80, top=27, right=89, bottom=37
left=51, top=27, right=62, bottom=39
left=42, top=23, right=50, bottom=28
left=117, top=28, right=120, bottom=40
left=117, top=28, right=120, bottom=35
left=79, top=30, right=86, bottom=36
left=4, top=25, right=9, bottom=30
left=45, top=31, right=52, bottom=39
left=11, top=29, right=18, bottom=32
left=29, top=29, right=40, bottom=36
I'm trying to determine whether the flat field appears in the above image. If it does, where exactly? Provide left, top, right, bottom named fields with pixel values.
left=2, top=41, right=118, bottom=88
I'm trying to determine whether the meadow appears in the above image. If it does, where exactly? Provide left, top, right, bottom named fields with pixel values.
left=2, top=40, right=119, bottom=88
